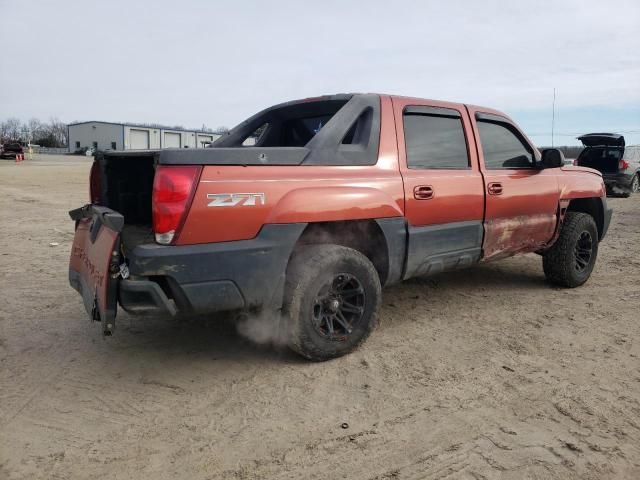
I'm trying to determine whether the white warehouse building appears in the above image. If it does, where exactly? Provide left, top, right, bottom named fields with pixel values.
left=67, top=121, right=222, bottom=152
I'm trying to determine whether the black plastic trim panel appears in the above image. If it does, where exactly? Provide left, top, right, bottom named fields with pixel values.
left=119, top=279, right=178, bottom=316
left=600, top=197, right=613, bottom=240
left=404, top=220, right=483, bottom=279
left=374, top=218, right=407, bottom=286
left=157, top=147, right=310, bottom=166
left=404, top=106, right=461, bottom=118
left=125, top=223, right=307, bottom=313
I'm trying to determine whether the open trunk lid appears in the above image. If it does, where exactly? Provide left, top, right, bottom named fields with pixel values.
left=578, top=133, right=625, bottom=147
left=575, top=133, right=626, bottom=174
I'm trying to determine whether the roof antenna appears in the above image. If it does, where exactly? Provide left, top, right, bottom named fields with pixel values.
left=551, top=88, right=556, bottom=147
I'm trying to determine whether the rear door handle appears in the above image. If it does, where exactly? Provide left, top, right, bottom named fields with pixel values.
left=487, top=182, right=503, bottom=195
left=414, top=185, right=434, bottom=200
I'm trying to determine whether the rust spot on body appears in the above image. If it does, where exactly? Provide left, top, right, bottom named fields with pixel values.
left=483, top=214, right=557, bottom=261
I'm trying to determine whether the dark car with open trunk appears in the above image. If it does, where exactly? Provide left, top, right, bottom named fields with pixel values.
left=0, top=143, right=24, bottom=159
left=574, top=133, right=640, bottom=196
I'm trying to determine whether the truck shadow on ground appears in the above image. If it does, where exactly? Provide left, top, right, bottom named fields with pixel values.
left=100, top=258, right=549, bottom=365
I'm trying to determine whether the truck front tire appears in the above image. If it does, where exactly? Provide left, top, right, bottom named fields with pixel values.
left=283, top=244, right=381, bottom=361
left=543, top=212, right=599, bottom=288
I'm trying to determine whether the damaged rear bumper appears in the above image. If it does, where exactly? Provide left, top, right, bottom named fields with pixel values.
left=119, top=278, right=178, bottom=316
left=120, top=223, right=306, bottom=316
left=602, top=172, right=634, bottom=193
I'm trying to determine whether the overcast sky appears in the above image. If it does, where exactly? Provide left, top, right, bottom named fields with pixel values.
left=1, top=0, right=639, bottom=145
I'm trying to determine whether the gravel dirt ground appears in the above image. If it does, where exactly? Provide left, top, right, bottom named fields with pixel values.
left=1, top=155, right=639, bottom=480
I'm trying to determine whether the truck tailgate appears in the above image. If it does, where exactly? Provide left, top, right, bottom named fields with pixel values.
left=68, top=205, right=124, bottom=335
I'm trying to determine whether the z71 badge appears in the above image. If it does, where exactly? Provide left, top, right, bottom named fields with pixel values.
left=207, top=193, right=265, bottom=207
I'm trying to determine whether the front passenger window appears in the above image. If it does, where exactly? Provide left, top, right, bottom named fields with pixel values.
left=477, top=120, right=533, bottom=169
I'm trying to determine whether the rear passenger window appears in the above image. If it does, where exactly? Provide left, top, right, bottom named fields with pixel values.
left=476, top=120, right=533, bottom=169
left=403, top=109, right=469, bottom=169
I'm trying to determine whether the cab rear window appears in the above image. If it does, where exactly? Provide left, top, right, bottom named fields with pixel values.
left=212, top=94, right=381, bottom=166
left=218, top=98, right=350, bottom=148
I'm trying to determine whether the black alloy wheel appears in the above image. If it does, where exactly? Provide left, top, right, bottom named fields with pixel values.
left=311, top=273, right=366, bottom=340
left=574, top=231, right=593, bottom=273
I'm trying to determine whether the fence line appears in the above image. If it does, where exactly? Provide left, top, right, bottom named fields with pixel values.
left=30, top=147, right=68, bottom=155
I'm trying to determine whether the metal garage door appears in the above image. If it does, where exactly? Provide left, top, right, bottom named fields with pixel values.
left=164, top=132, right=181, bottom=148
left=197, top=135, right=213, bottom=147
left=129, top=129, right=150, bottom=149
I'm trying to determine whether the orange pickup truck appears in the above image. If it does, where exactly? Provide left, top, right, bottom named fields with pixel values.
left=69, top=93, right=612, bottom=360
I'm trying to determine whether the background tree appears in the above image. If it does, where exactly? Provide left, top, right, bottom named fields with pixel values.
left=1, top=118, right=22, bottom=142
left=27, top=118, right=43, bottom=142
left=0, top=117, right=68, bottom=147
left=48, top=117, right=68, bottom=147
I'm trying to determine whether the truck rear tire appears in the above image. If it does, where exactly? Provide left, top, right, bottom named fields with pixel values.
left=283, top=244, right=381, bottom=361
left=543, top=212, right=599, bottom=288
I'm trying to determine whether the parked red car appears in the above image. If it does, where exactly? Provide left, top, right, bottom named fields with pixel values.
left=69, top=94, right=612, bottom=360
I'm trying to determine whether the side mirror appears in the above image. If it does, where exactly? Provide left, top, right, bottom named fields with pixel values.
left=540, top=148, right=564, bottom=168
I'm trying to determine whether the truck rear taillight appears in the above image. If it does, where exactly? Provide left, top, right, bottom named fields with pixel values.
left=152, top=165, right=201, bottom=245
left=89, top=161, right=101, bottom=203
left=619, top=159, right=629, bottom=171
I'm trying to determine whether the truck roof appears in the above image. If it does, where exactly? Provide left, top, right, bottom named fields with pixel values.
left=292, top=93, right=510, bottom=120
left=101, top=94, right=518, bottom=165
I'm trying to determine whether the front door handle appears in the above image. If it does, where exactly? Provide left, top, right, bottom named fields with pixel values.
left=487, top=182, right=503, bottom=195
left=414, top=185, right=434, bottom=200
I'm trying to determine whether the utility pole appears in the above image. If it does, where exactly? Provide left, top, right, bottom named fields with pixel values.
left=551, top=88, right=556, bottom=147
